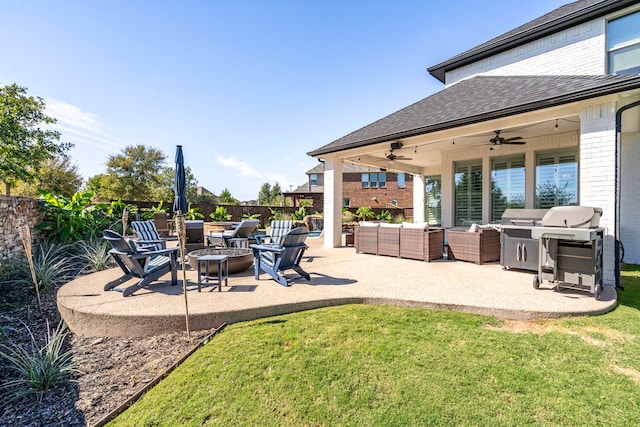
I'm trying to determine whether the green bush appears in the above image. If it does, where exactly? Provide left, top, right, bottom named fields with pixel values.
left=210, top=206, right=231, bottom=221
left=355, top=206, right=375, bottom=221
left=7, top=241, right=74, bottom=295
left=376, top=210, right=392, bottom=222
left=37, top=190, right=111, bottom=242
left=0, top=319, right=78, bottom=404
left=75, top=239, right=113, bottom=273
left=291, top=206, right=307, bottom=221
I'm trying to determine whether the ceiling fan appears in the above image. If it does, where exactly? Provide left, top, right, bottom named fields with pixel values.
left=489, top=130, right=527, bottom=145
left=386, top=141, right=412, bottom=161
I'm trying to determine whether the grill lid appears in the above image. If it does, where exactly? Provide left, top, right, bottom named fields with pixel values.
left=500, top=209, right=548, bottom=226
left=540, top=206, right=602, bottom=228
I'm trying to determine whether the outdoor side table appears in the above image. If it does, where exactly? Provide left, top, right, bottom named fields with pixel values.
left=196, top=254, right=229, bottom=292
left=227, top=237, right=249, bottom=248
left=344, top=232, right=354, bottom=247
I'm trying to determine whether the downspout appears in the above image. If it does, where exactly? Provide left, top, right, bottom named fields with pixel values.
left=614, top=99, right=640, bottom=290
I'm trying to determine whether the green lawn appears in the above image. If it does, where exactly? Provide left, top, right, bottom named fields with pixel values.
left=110, top=268, right=640, bottom=426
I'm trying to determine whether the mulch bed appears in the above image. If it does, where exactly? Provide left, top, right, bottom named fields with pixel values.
left=0, top=281, right=219, bottom=426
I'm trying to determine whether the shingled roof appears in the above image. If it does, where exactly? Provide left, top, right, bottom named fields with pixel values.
left=428, top=0, right=637, bottom=82
left=308, top=74, right=640, bottom=157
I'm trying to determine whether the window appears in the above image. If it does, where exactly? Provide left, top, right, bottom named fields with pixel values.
left=361, top=172, right=386, bottom=188
left=397, top=172, right=406, bottom=188
left=425, top=176, right=441, bottom=225
left=491, top=156, right=525, bottom=222
left=343, top=198, right=350, bottom=208
left=361, top=173, right=369, bottom=188
left=535, top=150, right=578, bottom=208
left=309, top=173, right=318, bottom=186
left=455, top=161, right=482, bottom=226
left=607, top=9, right=640, bottom=75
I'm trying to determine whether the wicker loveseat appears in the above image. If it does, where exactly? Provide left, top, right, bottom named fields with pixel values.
left=355, top=222, right=444, bottom=262
left=446, top=227, right=500, bottom=264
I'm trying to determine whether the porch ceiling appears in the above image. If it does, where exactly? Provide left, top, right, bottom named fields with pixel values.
left=339, top=115, right=581, bottom=174
left=309, top=74, right=640, bottom=171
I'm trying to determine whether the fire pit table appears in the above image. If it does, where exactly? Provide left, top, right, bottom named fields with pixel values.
left=187, top=247, right=253, bottom=274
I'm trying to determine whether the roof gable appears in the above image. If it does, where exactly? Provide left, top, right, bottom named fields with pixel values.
left=428, top=0, right=637, bottom=82
left=308, top=74, right=640, bottom=156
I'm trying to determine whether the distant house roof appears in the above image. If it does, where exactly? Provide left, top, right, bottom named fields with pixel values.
left=305, top=163, right=377, bottom=175
left=427, top=0, right=636, bottom=82
left=308, top=74, right=640, bottom=157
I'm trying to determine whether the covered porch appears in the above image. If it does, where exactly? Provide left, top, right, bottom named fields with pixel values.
left=309, top=75, right=640, bottom=287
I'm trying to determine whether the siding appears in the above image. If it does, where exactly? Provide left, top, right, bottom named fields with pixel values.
left=446, top=20, right=605, bottom=85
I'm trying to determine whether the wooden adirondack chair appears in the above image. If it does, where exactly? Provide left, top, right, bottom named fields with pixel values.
left=131, top=220, right=168, bottom=251
left=103, top=229, right=179, bottom=297
left=256, top=220, right=292, bottom=246
left=250, top=226, right=311, bottom=287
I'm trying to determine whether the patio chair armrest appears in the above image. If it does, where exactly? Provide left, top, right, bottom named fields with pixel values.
left=135, top=239, right=167, bottom=249
left=250, top=244, right=285, bottom=254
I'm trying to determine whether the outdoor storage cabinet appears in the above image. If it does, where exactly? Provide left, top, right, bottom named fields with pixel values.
left=446, top=228, right=500, bottom=264
left=501, top=227, right=540, bottom=271
left=499, top=209, right=548, bottom=271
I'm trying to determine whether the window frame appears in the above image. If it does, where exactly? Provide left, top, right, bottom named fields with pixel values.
left=606, top=8, right=640, bottom=75
left=535, top=149, right=579, bottom=209
left=397, top=172, right=406, bottom=189
left=425, top=175, right=441, bottom=226
left=361, top=172, right=386, bottom=189
left=491, top=155, right=525, bottom=223
left=454, top=160, right=483, bottom=227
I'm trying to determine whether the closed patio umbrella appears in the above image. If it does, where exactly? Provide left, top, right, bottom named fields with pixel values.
left=173, top=145, right=190, bottom=339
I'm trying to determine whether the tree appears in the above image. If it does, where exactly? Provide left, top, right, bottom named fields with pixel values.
left=0, top=83, right=72, bottom=195
left=12, top=155, right=83, bottom=198
left=154, top=165, right=199, bottom=203
left=96, top=144, right=166, bottom=201
left=219, top=188, right=239, bottom=205
left=258, top=182, right=283, bottom=206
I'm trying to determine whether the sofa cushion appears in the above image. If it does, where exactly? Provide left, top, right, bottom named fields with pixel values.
left=380, top=222, right=402, bottom=228
left=402, top=222, right=429, bottom=230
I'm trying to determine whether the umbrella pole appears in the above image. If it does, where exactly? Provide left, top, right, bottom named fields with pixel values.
left=176, top=212, right=191, bottom=340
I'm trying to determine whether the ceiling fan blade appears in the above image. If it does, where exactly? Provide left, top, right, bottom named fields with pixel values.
left=503, top=136, right=523, bottom=142
left=503, top=140, right=527, bottom=145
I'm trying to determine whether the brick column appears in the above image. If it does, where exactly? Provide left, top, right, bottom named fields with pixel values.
left=412, top=174, right=425, bottom=223
left=323, top=158, right=343, bottom=248
left=580, top=101, right=616, bottom=285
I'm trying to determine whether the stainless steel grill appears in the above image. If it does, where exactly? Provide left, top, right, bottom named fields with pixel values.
left=531, top=206, right=604, bottom=299
left=500, top=209, right=548, bottom=272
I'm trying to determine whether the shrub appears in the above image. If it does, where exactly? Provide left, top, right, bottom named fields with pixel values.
left=7, top=241, right=74, bottom=294
left=376, top=210, right=392, bottom=222
left=37, top=190, right=111, bottom=242
left=355, top=206, right=375, bottom=221
left=291, top=207, right=307, bottom=221
left=75, top=239, right=113, bottom=273
left=210, top=206, right=231, bottom=221
left=0, top=319, right=78, bottom=404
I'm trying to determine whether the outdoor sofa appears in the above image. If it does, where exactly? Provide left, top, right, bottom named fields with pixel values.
left=446, top=226, right=500, bottom=264
left=355, top=222, right=444, bottom=262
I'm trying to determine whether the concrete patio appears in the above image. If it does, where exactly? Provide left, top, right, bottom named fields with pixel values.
left=57, top=237, right=617, bottom=337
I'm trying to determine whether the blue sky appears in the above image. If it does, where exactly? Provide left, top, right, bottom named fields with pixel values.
left=0, top=0, right=569, bottom=201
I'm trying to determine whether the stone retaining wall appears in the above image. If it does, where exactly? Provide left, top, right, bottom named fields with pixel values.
left=0, top=196, right=43, bottom=257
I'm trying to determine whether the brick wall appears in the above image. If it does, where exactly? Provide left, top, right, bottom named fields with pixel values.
left=0, top=196, right=43, bottom=257
left=446, top=20, right=605, bottom=85
left=343, top=172, right=414, bottom=209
